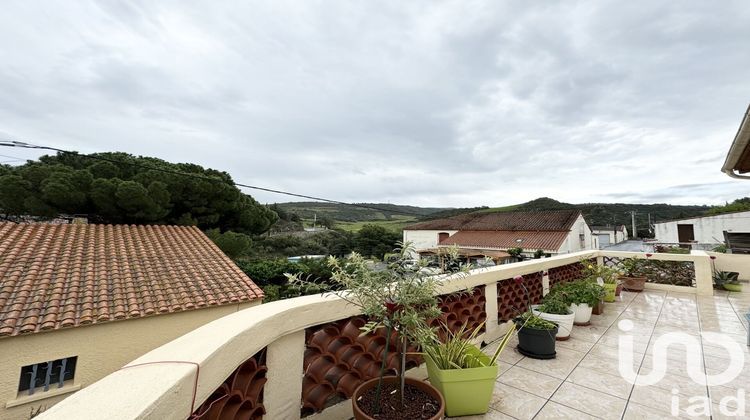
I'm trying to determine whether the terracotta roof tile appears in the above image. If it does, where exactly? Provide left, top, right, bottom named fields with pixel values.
left=405, top=209, right=581, bottom=231
left=438, top=230, right=569, bottom=252
left=0, top=223, right=262, bottom=338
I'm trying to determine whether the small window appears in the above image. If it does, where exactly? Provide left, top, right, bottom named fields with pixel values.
left=18, top=356, right=77, bottom=395
left=438, top=232, right=450, bottom=243
left=579, top=234, right=586, bottom=248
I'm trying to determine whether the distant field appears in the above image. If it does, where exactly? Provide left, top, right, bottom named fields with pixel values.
left=335, top=215, right=417, bottom=233
left=478, top=204, right=520, bottom=213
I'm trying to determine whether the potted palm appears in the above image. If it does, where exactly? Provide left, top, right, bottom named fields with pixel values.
left=423, top=322, right=515, bottom=416
left=714, top=270, right=743, bottom=292
left=532, top=293, right=575, bottom=340
left=619, top=257, right=647, bottom=292
left=560, top=280, right=605, bottom=326
left=512, top=275, right=558, bottom=359
left=291, top=242, right=446, bottom=420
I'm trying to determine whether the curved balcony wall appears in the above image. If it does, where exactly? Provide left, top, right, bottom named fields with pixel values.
left=38, top=250, right=712, bottom=420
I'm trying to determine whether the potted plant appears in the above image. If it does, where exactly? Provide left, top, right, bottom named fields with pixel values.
left=507, top=247, right=524, bottom=262
left=602, top=277, right=618, bottom=302
left=559, top=280, right=605, bottom=326
left=619, top=257, right=647, bottom=292
left=290, top=242, right=446, bottom=420
left=714, top=270, right=743, bottom=292
left=423, top=322, right=515, bottom=417
left=515, top=312, right=558, bottom=359
left=532, top=293, right=574, bottom=340
left=580, top=262, right=619, bottom=303
left=512, top=275, right=558, bottom=359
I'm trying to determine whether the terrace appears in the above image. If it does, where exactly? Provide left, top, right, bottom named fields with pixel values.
left=39, top=249, right=749, bottom=420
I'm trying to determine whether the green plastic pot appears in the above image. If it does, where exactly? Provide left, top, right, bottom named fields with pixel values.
left=724, top=283, right=743, bottom=292
left=425, top=344, right=497, bottom=417
left=603, top=283, right=617, bottom=302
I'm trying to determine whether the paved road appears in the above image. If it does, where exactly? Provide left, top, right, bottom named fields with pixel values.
left=602, top=240, right=651, bottom=252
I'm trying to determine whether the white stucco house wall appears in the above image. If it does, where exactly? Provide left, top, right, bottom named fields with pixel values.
left=403, top=209, right=595, bottom=259
left=591, top=225, right=629, bottom=248
left=654, top=211, right=750, bottom=245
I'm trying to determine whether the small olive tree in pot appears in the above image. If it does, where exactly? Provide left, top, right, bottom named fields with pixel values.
left=290, top=242, right=448, bottom=420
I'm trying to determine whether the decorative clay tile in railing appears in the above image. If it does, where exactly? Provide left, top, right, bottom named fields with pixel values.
left=300, top=286, right=487, bottom=416
left=431, top=285, right=487, bottom=338
left=496, top=272, right=543, bottom=322
left=191, top=351, right=266, bottom=420
left=548, top=261, right=586, bottom=289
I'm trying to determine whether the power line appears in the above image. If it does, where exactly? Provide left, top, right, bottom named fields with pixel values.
left=0, top=139, right=426, bottom=218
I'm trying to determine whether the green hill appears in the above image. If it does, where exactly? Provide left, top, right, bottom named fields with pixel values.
left=274, top=201, right=448, bottom=222
left=478, top=197, right=709, bottom=237
left=272, top=198, right=711, bottom=237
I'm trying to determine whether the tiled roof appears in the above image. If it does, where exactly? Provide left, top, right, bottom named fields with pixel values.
left=404, top=209, right=581, bottom=232
left=438, top=230, right=569, bottom=252
left=0, top=223, right=263, bottom=337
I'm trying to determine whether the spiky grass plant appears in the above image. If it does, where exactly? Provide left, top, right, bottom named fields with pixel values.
left=424, top=322, right=516, bottom=370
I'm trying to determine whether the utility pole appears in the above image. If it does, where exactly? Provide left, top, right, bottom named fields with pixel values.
left=630, top=211, right=637, bottom=239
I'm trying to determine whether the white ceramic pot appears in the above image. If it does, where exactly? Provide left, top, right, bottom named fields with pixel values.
left=569, top=303, right=593, bottom=325
left=531, top=305, right=575, bottom=339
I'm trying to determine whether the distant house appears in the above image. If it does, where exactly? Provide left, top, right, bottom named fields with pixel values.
left=590, top=225, right=629, bottom=249
left=402, top=209, right=594, bottom=261
left=654, top=211, right=750, bottom=248
left=0, top=223, right=263, bottom=420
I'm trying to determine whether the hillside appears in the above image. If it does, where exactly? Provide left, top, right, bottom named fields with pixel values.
left=274, top=198, right=711, bottom=236
left=479, top=197, right=710, bottom=237
left=274, top=201, right=448, bottom=222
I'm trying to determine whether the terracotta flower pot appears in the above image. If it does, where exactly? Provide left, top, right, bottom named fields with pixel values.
left=620, top=276, right=646, bottom=292
left=351, top=376, right=445, bottom=420
left=615, top=283, right=623, bottom=296
left=591, top=300, right=604, bottom=315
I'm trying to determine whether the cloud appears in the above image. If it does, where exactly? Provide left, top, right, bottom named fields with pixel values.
left=1, top=0, right=749, bottom=207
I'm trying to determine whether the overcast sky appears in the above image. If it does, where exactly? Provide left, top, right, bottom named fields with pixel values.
left=1, top=1, right=749, bottom=208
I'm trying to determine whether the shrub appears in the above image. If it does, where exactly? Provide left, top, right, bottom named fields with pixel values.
left=205, top=228, right=252, bottom=258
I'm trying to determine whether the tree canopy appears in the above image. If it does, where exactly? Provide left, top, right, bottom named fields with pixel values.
left=706, top=197, right=750, bottom=216
left=353, top=224, right=401, bottom=259
left=0, top=152, right=277, bottom=234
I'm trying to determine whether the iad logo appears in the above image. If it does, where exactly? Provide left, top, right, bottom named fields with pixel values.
left=616, top=319, right=747, bottom=417
left=670, top=388, right=746, bottom=417
left=617, top=319, right=745, bottom=386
